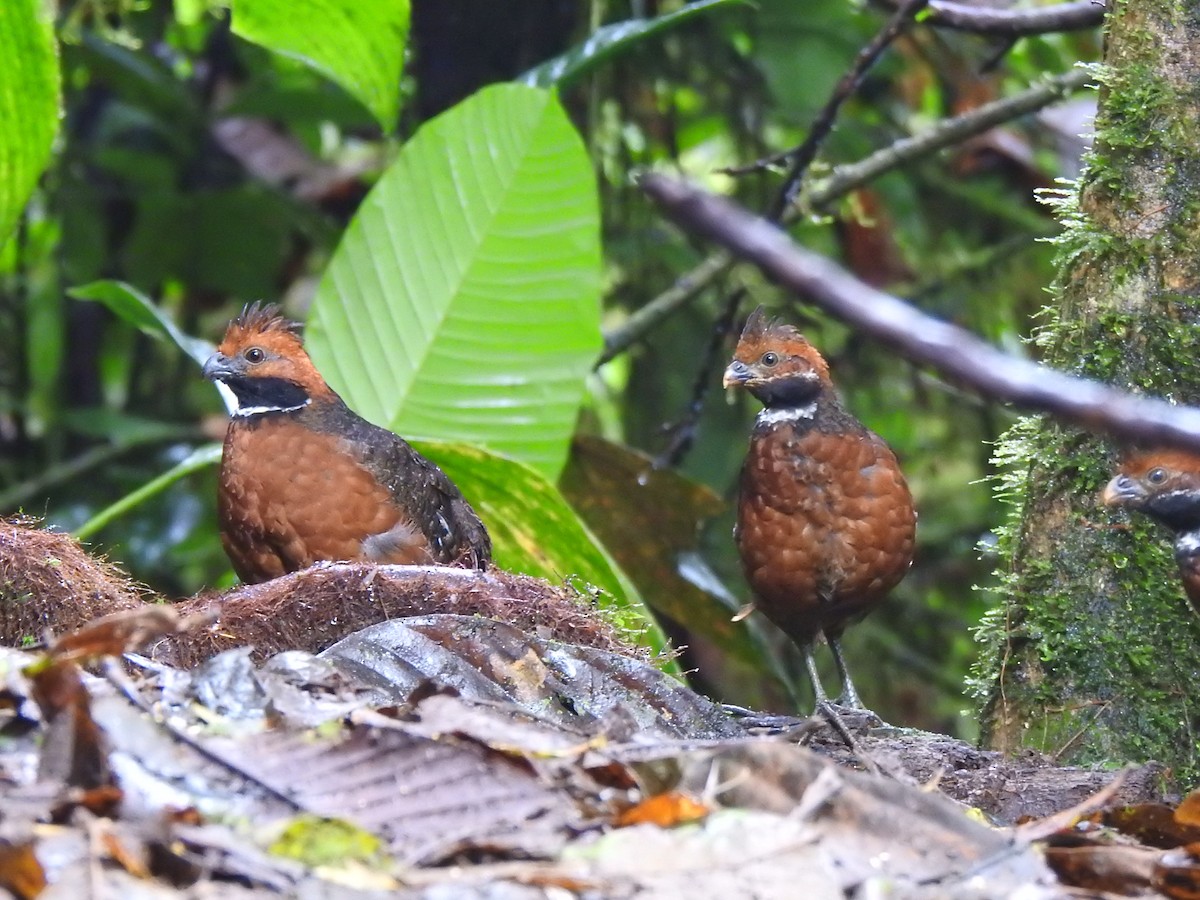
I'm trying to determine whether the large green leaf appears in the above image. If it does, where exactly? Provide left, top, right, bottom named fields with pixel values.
left=229, top=0, right=408, bottom=130
left=307, top=84, right=601, bottom=481
left=520, top=0, right=748, bottom=88
left=416, top=441, right=676, bottom=667
left=562, top=437, right=769, bottom=664
left=0, top=0, right=59, bottom=248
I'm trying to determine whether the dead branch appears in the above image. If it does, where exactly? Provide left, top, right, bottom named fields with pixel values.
left=640, top=173, right=1200, bottom=453
left=907, top=0, right=1104, bottom=37
left=600, top=68, right=1095, bottom=365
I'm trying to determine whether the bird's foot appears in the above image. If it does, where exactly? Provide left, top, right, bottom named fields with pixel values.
left=819, top=701, right=883, bottom=731
left=813, top=700, right=882, bottom=775
left=722, top=704, right=819, bottom=739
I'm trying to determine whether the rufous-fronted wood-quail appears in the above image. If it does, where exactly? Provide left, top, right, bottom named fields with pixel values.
left=203, top=304, right=491, bottom=583
left=724, top=307, right=916, bottom=707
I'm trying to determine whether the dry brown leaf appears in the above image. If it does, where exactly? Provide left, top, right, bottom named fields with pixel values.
left=615, top=792, right=710, bottom=828
left=1177, top=790, right=1200, bottom=828
left=208, top=722, right=573, bottom=865
left=51, top=607, right=204, bottom=661
left=26, top=657, right=115, bottom=804
left=0, top=840, right=47, bottom=900
left=1043, top=843, right=1157, bottom=894
left=1106, top=803, right=1200, bottom=849
left=99, top=826, right=150, bottom=878
left=1156, top=844, right=1200, bottom=899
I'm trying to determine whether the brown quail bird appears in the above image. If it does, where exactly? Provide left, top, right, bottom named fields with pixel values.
left=203, top=304, right=491, bottom=583
left=1103, top=449, right=1200, bottom=614
left=724, top=307, right=916, bottom=707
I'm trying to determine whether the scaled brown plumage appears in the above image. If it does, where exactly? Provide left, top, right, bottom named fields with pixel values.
left=203, top=304, right=491, bottom=583
left=1102, top=448, right=1200, bottom=613
left=724, top=307, right=916, bottom=707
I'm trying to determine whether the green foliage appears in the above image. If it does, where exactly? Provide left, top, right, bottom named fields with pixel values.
left=70, top=281, right=215, bottom=369
left=74, top=443, right=223, bottom=540
left=229, top=0, right=409, bottom=129
left=307, top=84, right=601, bottom=482
left=0, top=0, right=59, bottom=248
left=520, top=0, right=748, bottom=88
left=0, top=0, right=1103, bottom=724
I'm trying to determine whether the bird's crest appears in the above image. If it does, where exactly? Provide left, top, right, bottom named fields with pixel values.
left=1117, top=448, right=1200, bottom=479
left=215, top=303, right=334, bottom=400
left=230, top=302, right=301, bottom=339
left=219, top=303, right=307, bottom=358
left=733, top=306, right=830, bottom=383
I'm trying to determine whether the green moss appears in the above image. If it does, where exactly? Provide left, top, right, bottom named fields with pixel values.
left=268, top=815, right=385, bottom=868
left=1096, top=66, right=1175, bottom=153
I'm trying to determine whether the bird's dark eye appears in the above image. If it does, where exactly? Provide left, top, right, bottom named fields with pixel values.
left=761, top=351, right=779, bottom=367
left=1148, top=468, right=1167, bottom=484
left=244, top=347, right=266, bottom=364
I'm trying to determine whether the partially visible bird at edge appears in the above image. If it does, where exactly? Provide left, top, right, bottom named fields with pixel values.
left=1102, top=448, right=1200, bottom=615
left=203, top=303, right=491, bottom=584
left=723, top=306, right=917, bottom=710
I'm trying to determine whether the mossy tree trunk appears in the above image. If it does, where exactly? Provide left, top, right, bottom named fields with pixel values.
left=977, top=0, right=1200, bottom=779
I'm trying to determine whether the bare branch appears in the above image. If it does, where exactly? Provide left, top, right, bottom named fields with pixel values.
left=772, top=0, right=929, bottom=216
left=640, top=173, right=1200, bottom=452
left=599, top=68, right=1095, bottom=365
left=805, top=68, right=1095, bottom=209
left=917, top=0, right=1104, bottom=37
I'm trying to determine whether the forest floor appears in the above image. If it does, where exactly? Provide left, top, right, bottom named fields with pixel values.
left=2, top=517, right=1196, bottom=899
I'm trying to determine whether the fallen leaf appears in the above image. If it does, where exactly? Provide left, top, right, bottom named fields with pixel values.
left=99, top=826, right=150, bottom=878
left=1156, top=844, right=1200, bottom=900
left=25, top=657, right=115, bottom=804
left=1043, top=843, right=1156, bottom=894
left=51, top=607, right=204, bottom=661
left=0, top=840, right=46, bottom=900
left=268, top=815, right=384, bottom=868
left=1106, top=804, right=1200, bottom=849
left=616, top=792, right=710, bottom=828
left=1177, top=790, right=1200, bottom=828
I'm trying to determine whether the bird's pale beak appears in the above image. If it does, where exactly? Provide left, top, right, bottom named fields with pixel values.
left=723, top=360, right=751, bottom=389
left=1102, top=474, right=1145, bottom=507
left=202, top=352, right=238, bottom=382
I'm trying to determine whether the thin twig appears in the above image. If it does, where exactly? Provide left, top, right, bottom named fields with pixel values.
left=772, top=0, right=929, bottom=217
left=652, top=288, right=745, bottom=468
left=600, top=68, right=1095, bottom=365
left=654, top=0, right=930, bottom=467
left=640, top=173, right=1200, bottom=453
left=915, top=766, right=1129, bottom=889
left=805, top=67, right=1096, bottom=210
left=1012, top=764, right=1129, bottom=843
left=815, top=701, right=883, bottom=777
left=0, top=426, right=207, bottom=511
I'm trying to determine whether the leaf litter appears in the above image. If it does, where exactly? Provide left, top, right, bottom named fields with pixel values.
left=1, top=519, right=1197, bottom=897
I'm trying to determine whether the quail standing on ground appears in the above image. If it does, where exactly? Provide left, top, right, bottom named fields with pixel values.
left=724, top=307, right=916, bottom=707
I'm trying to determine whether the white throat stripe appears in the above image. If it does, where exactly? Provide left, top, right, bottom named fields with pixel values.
left=233, top=399, right=311, bottom=418
left=1178, top=532, right=1200, bottom=555
left=757, top=404, right=816, bottom=426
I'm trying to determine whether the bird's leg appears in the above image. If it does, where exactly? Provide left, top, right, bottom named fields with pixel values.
left=803, top=643, right=831, bottom=705
left=828, top=634, right=864, bottom=709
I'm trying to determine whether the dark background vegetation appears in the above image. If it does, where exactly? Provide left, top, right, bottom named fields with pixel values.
left=0, top=0, right=1102, bottom=735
